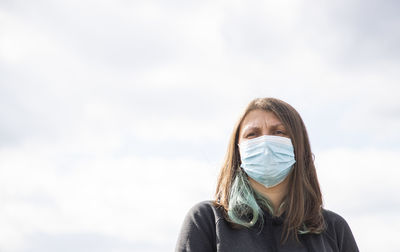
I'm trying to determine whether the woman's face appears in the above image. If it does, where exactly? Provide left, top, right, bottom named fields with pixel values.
left=239, top=109, right=289, bottom=145
left=238, top=109, right=292, bottom=193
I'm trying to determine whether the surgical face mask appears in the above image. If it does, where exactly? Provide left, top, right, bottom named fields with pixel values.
left=238, top=135, right=296, bottom=188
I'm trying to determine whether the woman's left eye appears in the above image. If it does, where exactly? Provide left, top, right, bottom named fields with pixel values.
left=275, top=130, right=285, bottom=135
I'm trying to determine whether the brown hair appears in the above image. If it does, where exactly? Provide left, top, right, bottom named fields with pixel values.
left=214, top=97, right=324, bottom=241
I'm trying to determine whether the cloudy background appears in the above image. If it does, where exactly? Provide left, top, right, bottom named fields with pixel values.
left=1, top=0, right=399, bottom=251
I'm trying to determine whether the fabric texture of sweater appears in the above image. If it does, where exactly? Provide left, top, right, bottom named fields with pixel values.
left=176, top=201, right=359, bottom=252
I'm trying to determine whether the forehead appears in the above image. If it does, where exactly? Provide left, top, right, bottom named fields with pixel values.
left=241, top=109, right=282, bottom=128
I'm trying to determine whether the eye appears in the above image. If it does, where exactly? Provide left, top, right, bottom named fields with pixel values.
left=245, top=132, right=256, bottom=138
left=274, top=130, right=286, bottom=136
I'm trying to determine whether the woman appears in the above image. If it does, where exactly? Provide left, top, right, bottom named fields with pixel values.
left=176, top=98, right=359, bottom=252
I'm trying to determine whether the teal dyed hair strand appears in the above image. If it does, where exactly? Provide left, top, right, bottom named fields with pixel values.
left=227, top=169, right=313, bottom=235
left=227, top=169, right=271, bottom=228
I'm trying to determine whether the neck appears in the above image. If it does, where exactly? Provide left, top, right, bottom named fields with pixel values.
left=248, top=176, right=289, bottom=216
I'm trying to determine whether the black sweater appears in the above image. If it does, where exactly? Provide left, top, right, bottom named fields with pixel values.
left=176, top=201, right=359, bottom=252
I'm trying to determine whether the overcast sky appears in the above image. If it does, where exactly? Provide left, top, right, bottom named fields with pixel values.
left=1, top=0, right=400, bottom=251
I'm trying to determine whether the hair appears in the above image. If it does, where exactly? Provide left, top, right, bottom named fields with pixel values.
left=214, top=97, right=324, bottom=242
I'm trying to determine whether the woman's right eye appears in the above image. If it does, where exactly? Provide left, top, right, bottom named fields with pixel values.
left=246, top=133, right=256, bottom=138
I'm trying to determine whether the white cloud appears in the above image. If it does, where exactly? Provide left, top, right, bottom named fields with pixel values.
left=1, top=0, right=400, bottom=251
left=316, top=148, right=400, bottom=252
left=0, top=141, right=219, bottom=251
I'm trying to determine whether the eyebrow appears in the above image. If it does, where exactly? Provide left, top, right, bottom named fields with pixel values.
left=269, top=123, right=285, bottom=128
left=243, top=123, right=285, bottom=130
left=241, top=123, right=286, bottom=135
left=242, top=126, right=261, bottom=133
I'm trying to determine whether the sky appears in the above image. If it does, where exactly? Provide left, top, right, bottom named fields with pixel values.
left=1, top=0, right=399, bottom=251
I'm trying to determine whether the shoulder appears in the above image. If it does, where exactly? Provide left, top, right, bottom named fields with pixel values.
left=320, top=209, right=359, bottom=251
left=187, top=200, right=216, bottom=214
left=184, top=200, right=224, bottom=224
left=322, top=209, right=347, bottom=224
left=321, top=209, right=351, bottom=231
left=176, top=201, right=220, bottom=251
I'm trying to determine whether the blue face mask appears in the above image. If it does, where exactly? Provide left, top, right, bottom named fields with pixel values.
left=238, top=135, right=296, bottom=188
